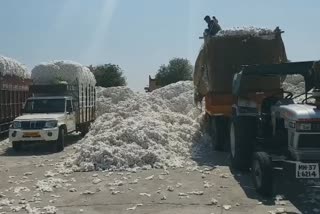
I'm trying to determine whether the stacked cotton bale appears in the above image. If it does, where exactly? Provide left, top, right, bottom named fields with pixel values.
left=0, top=55, right=30, bottom=79
left=31, top=60, right=96, bottom=86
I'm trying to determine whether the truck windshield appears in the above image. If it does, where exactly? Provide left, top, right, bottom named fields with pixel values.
left=24, top=99, right=66, bottom=113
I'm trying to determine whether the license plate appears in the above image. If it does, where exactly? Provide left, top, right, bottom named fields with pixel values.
left=296, top=163, right=319, bottom=178
left=23, top=132, right=40, bottom=137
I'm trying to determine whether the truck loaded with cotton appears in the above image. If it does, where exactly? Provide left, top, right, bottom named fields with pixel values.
left=194, top=26, right=320, bottom=196
left=9, top=61, right=96, bottom=152
left=0, top=55, right=31, bottom=135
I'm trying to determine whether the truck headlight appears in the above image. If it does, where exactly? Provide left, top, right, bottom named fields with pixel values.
left=296, top=123, right=312, bottom=131
left=44, top=121, right=58, bottom=128
left=12, top=121, right=22, bottom=129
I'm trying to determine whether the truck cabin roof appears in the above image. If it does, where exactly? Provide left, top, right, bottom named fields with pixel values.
left=236, top=61, right=318, bottom=93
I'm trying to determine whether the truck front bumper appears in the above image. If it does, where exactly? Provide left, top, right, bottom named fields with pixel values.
left=289, top=148, right=320, bottom=161
left=9, top=128, right=59, bottom=142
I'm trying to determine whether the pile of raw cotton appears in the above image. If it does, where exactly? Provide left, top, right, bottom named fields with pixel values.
left=0, top=55, right=30, bottom=79
left=282, top=75, right=306, bottom=102
left=31, top=60, right=96, bottom=86
left=215, top=27, right=275, bottom=39
left=65, top=81, right=208, bottom=171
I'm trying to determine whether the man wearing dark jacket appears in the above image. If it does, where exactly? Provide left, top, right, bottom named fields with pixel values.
left=204, top=15, right=221, bottom=36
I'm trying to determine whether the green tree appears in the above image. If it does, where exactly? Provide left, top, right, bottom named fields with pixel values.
left=90, top=64, right=127, bottom=87
left=155, top=58, right=193, bottom=86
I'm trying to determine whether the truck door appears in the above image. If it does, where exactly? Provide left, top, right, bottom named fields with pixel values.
left=66, top=99, right=76, bottom=132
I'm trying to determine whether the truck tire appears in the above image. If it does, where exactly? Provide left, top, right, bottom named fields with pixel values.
left=210, top=116, right=228, bottom=151
left=12, top=141, right=22, bottom=152
left=251, top=152, right=273, bottom=196
left=230, top=116, right=256, bottom=171
left=80, top=123, right=89, bottom=137
left=55, top=127, right=65, bottom=152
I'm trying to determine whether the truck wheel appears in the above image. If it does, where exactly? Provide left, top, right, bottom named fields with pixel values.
left=230, top=116, right=255, bottom=171
left=252, top=152, right=273, bottom=196
left=12, top=141, right=22, bottom=152
left=55, top=127, right=65, bottom=152
left=210, top=116, right=227, bottom=151
left=80, top=124, right=89, bottom=137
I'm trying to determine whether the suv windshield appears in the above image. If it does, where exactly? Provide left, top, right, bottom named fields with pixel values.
left=24, top=99, right=66, bottom=113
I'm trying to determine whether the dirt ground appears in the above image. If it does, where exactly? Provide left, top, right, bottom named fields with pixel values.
left=0, top=135, right=319, bottom=214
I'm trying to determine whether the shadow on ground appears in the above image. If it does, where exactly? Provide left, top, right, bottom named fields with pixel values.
left=228, top=153, right=319, bottom=213
left=191, top=141, right=230, bottom=167
left=0, top=134, right=82, bottom=156
left=190, top=114, right=230, bottom=168
left=193, top=142, right=320, bottom=213
left=191, top=116, right=320, bottom=213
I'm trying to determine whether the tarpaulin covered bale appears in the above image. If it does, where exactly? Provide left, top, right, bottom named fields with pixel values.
left=194, top=27, right=287, bottom=102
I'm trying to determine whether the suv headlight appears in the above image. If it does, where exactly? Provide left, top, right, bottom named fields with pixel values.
left=296, top=123, right=312, bottom=131
left=44, top=120, right=58, bottom=128
left=12, top=121, right=22, bottom=129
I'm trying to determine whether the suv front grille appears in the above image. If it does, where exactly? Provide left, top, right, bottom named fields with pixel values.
left=21, top=121, right=46, bottom=130
left=311, top=123, right=320, bottom=131
left=298, top=134, right=320, bottom=148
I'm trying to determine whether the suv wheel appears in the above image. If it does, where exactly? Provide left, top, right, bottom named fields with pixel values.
left=55, top=127, right=65, bottom=152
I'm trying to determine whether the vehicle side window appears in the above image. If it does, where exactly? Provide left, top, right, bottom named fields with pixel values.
left=66, top=100, right=72, bottom=112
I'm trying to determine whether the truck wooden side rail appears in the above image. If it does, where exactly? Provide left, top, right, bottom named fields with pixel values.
left=0, top=72, right=30, bottom=134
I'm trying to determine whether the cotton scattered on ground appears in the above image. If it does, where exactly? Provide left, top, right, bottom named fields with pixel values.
left=36, top=178, right=67, bottom=192
left=42, top=205, right=57, bottom=214
left=13, top=186, right=30, bottom=194
left=223, top=204, right=232, bottom=210
left=65, top=81, right=209, bottom=171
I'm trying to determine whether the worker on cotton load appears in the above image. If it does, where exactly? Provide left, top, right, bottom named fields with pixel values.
left=203, top=15, right=221, bottom=36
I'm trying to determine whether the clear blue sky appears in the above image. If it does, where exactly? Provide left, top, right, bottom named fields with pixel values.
left=1, top=0, right=320, bottom=91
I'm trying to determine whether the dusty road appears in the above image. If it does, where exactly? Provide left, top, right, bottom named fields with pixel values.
left=0, top=135, right=319, bottom=214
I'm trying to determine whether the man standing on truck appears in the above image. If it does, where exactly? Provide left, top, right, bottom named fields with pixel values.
left=204, top=15, right=221, bottom=36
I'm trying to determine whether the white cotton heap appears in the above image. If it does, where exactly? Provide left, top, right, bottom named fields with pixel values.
left=0, top=55, right=30, bottom=79
left=31, top=60, right=96, bottom=86
left=215, top=27, right=275, bottom=39
left=64, top=77, right=306, bottom=172
left=282, top=75, right=306, bottom=103
left=65, top=81, right=208, bottom=171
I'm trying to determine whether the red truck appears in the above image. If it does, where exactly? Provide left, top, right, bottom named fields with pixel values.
left=0, top=56, right=31, bottom=135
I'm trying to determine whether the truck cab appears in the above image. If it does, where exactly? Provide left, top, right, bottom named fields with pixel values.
left=9, top=96, right=76, bottom=152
